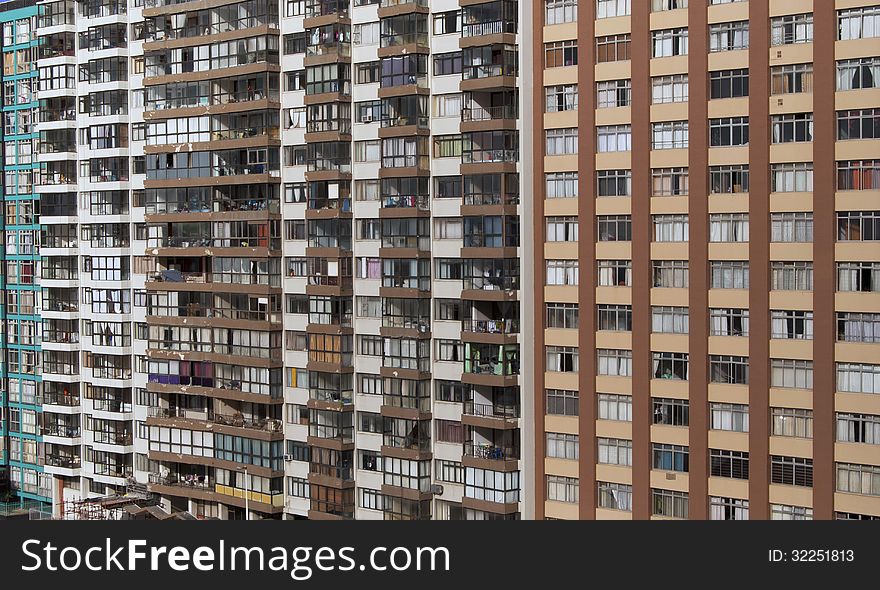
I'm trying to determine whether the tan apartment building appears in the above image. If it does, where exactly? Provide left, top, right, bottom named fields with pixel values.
left=533, top=0, right=880, bottom=520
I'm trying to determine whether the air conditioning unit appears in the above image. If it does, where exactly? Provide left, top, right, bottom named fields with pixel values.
left=361, top=113, right=374, bottom=124
left=665, top=472, right=676, bottom=481
left=430, top=484, right=444, bottom=496
left=283, top=454, right=294, bottom=462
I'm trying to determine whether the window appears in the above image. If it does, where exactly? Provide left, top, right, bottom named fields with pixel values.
left=771, top=261, right=813, bottom=291
left=651, top=121, right=688, bottom=149
left=545, top=41, right=578, bottom=68
left=653, top=260, right=688, bottom=288
left=771, top=13, right=813, bottom=45
left=836, top=413, right=880, bottom=445
left=838, top=210, right=880, bottom=239
left=433, top=11, right=461, bottom=35
left=771, top=213, right=813, bottom=244
left=598, top=215, right=632, bottom=242
left=711, top=403, right=749, bottom=432
left=596, top=34, right=630, bottom=63
left=545, top=259, right=579, bottom=286
left=839, top=6, right=880, bottom=40
left=546, top=128, right=578, bottom=155
left=653, top=398, right=689, bottom=426
left=710, top=355, right=749, bottom=384
left=596, top=80, right=630, bottom=108
left=546, top=303, right=579, bottom=329
left=710, top=69, right=749, bottom=99
left=772, top=63, right=814, bottom=95
left=771, top=310, right=814, bottom=340
left=597, top=349, right=632, bottom=377
left=547, top=84, right=579, bottom=112
left=651, top=306, right=689, bottom=334
left=709, top=450, right=749, bottom=480
left=546, top=172, right=578, bottom=199
left=771, top=455, right=813, bottom=487
left=837, top=463, right=880, bottom=496
left=597, top=304, right=632, bottom=331
left=653, top=489, right=688, bottom=518
left=710, top=213, right=749, bottom=242
left=710, top=21, right=749, bottom=52
left=711, top=261, right=749, bottom=289
left=837, top=57, right=880, bottom=91
left=546, top=346, right=579, bottom=373
left=546, top=389, right=578, bottom=416
left=435, top=459, right=463, bottom=484
left=545, top=0, right=578, bottom=25
left=546, top=475, right=579, bottom=503
left=838, top=312, right=880, bottom=343
left=771, top=163, right=813, bottom=193
left=597, top=0, right=630, bottom=18
left=653, top=0, right=688, bottom=10
left=837, top=363, right=880, bottom=394
left=597, top=125, right=632, bottom=152
left=652, top=352, right=688, bottom=380
left=653, top=214, right=689, bottom=242
left=772, top=408, right=814, bottom=439
left=772, top=113, right=813, bottom=143
left=651, top=74, right=688, bottom=104
left=598, top=259, right=632, bottom=287
left=433, top=52, right=462, bottom=76
left=838, top=262, right=880, bottom=292
left=838, top=109, right=880, bottom=140
left=710, top=117, right=749, bottom=146
left=598, top=482, right=632, bottom=511
left=546, top=432, right=579, bottom=460
left=771, top=504, right=812, bottom=520
left=652, top=28, right=688, bottom=57
left=771, top=359, right=814, bottom=390
left=710, top=165, right=749, bottom=194
left=599, top=438, right=632, bottom=466
left=597, top=170, right=631, bottom=197
left=546, top=217, right=579, bottom=242
left=710, top=497, right=749, bottom=520
left=651, top=167, right=689, bottom=196
left=598, top=394, right=632, bottom=421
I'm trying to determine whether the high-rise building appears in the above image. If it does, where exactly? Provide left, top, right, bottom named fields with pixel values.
left=35, top=0, right=144, bottom=506
left=5, top=0, right=875, bottom=521
left=1, top=0, right=50, bottom=507
left=533, top=0, right=880, bottom=520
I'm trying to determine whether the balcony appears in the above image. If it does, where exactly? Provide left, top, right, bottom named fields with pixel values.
left=306, top=0, right=349, bottom=19
left=463, top=441, right=519, bottom=462
left=381, top=194, right=429, bottom=210
left=461, top=318, right=519, bottom=335
left=149, top=407, right=283, bottom=434
left=45, top=454, right=81, bottom=470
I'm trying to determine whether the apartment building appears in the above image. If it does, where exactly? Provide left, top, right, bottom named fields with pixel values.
left=1, top=0, right=51, bottom=506
left=534, top=0, right=880, bottom=520
left=34, top=0, right=146, bottom=506
left=279, top=0, right=528, bottom=520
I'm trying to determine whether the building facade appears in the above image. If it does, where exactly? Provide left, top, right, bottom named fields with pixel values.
left=1, top=0, right=50, bottom=506
left=2, top=0, right=875, bottom=521
left=534, top=0, right=880, bottom=520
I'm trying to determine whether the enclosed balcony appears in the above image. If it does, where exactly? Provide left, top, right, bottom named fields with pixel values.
left=38, top=96, right=76, bottom=124
left=463, top=426, right=520, bottom=466
left=37, top=161, right=76, bottom=186
left=463, top=343, right=520, bottom=377
left=381, top=95, right=429, bottom=130
left=381, top=377, right=431, bottom=413
left=79, top=22, right=126, bottom=51
left=145, top=74, right=280, bottom=112
left=461, top=90, right=518, bottom=132
left=44, top=445, right=81, bottom=471
left=462, top=258, right=520, bottom=293
left=381, top=258, right=431, bottom=292
left=461, top=1, right=518, bottom=38
left=308, top=295, right=353, bottom=328
left=147, top=358, right=283, bottom=399
left=303, top=257, right=353, bottom=290
left=308, top=409, right=354, bottom=445
left=43, top=382, right=80, bottom=408
left=463, top=214, right=520, bottom=249
left=310, top=448, right=354, bottom=481
left=379, top=54, right=428, bottom=90
left=147, top=220, right=281, bottom=251
left=308, top=218, right=352, bottom=250
left=382, top=336, right=431, bottom=374
left=144, top=3, right=279, bottom=43
left=380, top=217, right=430, bottom=252
left=148, top=290, right=282, bottom=323
left=306, top=23, right=351, bottom=58
left=40, top=32, right=75, bottom=59
left=306, top=141, right=352, bottom=175
left=380, top=177, right=429, bottom=212
left=145, top=184, right=279, bottom=216
left=462, top=44, right=518, bottom=86
left=379, top=13, right=429, bottom=51
left=43, top=414, right=81, bottom=439
left=306, top=103, right=353, bottom=136
left=42, top=318, right=79, bottom=345
left=382, top=417, right=430, bottom=453
left=305, top=0, right=349, bottom=19
left=462, top=130, right=519, bottom=165
left=381, top=297, right=430, bottom=332
left=307, top=180, right=352, bottom=212
left=309, top=372, right=354, bottom=406
left=309, top=485, right=354, bottom=520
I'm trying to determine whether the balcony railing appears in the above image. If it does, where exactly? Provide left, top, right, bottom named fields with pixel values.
left=382, top=394, right=430, bottom=413
left=462, top=20, right=517, bottom=38
left=463, top=192, right=520, bottom=206
left=381, top=195, right=429, bottom=210
left=462, top=104, right=518, bottom=122
left=463, top=442, right=519, bottom=461
left=149, top=407, right=283, bottom=433
left=43, top=393, right=79, bottom=407
left=309, top=463, right=353, bottom=481
left=149, top=472, right=211, bottom=489
left=91, top=431, right=133, bottom=446
left=310, top=389, right=354, bottom=405
left=462, top=318, right=519, bottom=335
left=44, top=425, right=81, bottom=438
left=462, top=149, right=519, bottom=165
left=462, top=401, right=520, bottom=420
left=45, top=454, right=81, bottom=469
